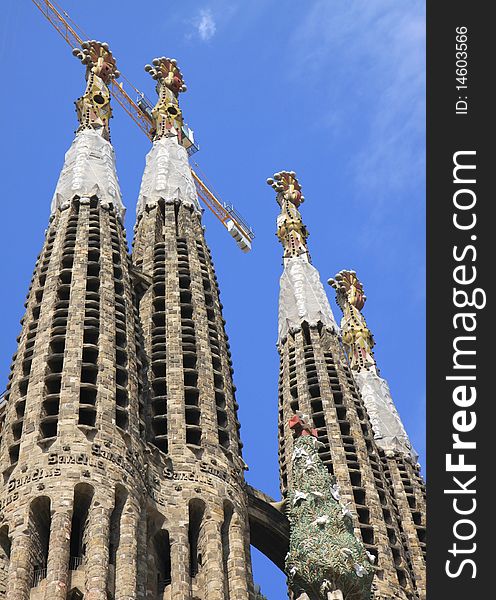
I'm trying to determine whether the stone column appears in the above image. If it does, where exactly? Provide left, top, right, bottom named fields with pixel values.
left=163, top=202, right=187, bottom=456
left=85, top=500, right=111, bottom=600
left=115, top=497, right=139, bottom=600
left=136, top=507, right=148, bottom=600
left=44, top=505, right=73, bottom=600
left=0, top=532, right=9, bottom=598
left=146, top=550, right=157, bottom=600
left=57, top=202, right=89, bottom=435
left=169, top=526, right=190, bottom=600
left=202, top=515, right=225, bottom=600
left=226, top=511, right=250, bottom=600
left=185, top=221, right=218, bottom=450
left=6, top=527, right=33, bottom=600
left=97, top=208, right=117, bottom=436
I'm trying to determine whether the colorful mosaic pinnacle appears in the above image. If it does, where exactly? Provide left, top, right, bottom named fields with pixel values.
left=72, top=41, right=120, bottom=140
left=286, top=415, right=375, bottom=600
left=329, top=270, right=376, bottom=373
left=267, top=171, right=310, bottom=260
left=144, top=57, right=187, bottom=141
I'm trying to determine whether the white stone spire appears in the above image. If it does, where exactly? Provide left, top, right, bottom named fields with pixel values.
left=51, top=130, right=124, bottom=218
left=329, top=270, right=418, bottom=461
left=267, top=171, right=338, bottom=344
left=51, top=41, right=125, bottom=219
left=136, top=136, right=200, bottom=215
left=136, top=57, right=201, bottom=217
left=278, top=257, right=338, bottom=343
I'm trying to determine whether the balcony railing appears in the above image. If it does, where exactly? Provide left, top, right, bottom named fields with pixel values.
left=32, top=556, right=83, bottom=587
left=70, top=556, right=84, bottom=570
left=32, top=566, right=47, bottom=587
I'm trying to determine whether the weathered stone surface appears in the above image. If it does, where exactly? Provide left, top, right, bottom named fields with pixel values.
left=132, top=198, right=255, bottom=599
left=0, top=196, right=257, bottom=600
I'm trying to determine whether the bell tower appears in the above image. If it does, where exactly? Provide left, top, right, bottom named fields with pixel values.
left=330, top=271, right=426, bottom=598
left=131, top=57, right=255, bottom=600
left=0, top=41, right=147, bottom=600
left=268, top=171, right=421, bottom=599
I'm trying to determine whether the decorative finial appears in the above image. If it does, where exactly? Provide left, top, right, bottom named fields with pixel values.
left=328, top=270, right=376, bottom=373
left=72, top=41, right=120, bottom=141
left=266, top=171, right=309, bottom=260
left=144, top=57, right=187, bottom=142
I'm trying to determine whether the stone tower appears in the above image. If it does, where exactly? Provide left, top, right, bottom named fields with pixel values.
left=0, top=41, right=147, bottom=600
left=0, top=46, right=256, bottom=600
left=329, top=271, right=426, bottom=598
left=131, top=56, right=255, bottom=600
left=267, top=171, right=425, bottom=600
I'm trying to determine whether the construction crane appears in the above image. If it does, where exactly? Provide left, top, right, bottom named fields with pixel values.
left=31, top=0, right=255, bottom=252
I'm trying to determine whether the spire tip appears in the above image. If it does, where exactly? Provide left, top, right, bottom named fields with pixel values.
left=267, top=171, right=309, bottom=260
left=145, top=57, right=187, bottom=142
left=74, top=40, right=118, bottom=141
left=330, top=270, right=376, bottom=372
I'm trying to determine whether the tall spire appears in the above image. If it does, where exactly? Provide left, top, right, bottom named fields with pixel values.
left=136, top=57, right=200, bottom=216
left=130, top=56, right=256, bottom=599
left=267, top=171, right=337, bottom=343
left=270, top=177, right=418, bottom=598
left=51, top=40, right=124, bottom=218
left=0, top=40, right=147, bottom=598
left=329, top=270, right=418, bottom=461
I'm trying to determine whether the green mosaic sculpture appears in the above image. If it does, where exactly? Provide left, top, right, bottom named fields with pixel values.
left=286, top=415, right=375, bottom=600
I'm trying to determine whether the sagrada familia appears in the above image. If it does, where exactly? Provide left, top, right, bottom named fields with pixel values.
left=0, top=41, right=426, bottom=600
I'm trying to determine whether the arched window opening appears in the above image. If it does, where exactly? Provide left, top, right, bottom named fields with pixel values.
left=188, top=499, right=206, bottom=579
left=70, top=483, right=94, bottom=567
left=30, top=496, right=51, bottom=588
left=221, top=502, right=234, bottom=599
left=154, top=529, right=171, bottom=598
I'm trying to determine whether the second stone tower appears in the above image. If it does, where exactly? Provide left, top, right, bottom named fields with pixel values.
left=131, top=57, right=255, bottom=600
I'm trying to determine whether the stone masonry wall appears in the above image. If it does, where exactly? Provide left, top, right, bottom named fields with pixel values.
left=0, top=197, right=148, bottom=599
left=277, top=323, right=419, bottom=600
left=1, top=195, right=258, bottom=600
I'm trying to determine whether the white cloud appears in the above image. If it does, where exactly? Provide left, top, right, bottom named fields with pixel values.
left=195, top=8, right=217, bottom=41
left=290, top=1, right=425, bottom=299
left=291, top=1, right=425, bottom=202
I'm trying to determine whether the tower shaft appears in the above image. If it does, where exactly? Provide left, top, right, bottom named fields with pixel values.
left=132, top=191, right=254, bottom=600
left=133, top=200, right=243, bottom=462
left=331, top=270, right=427, bottom=597
left=129, top=57, right=255, bottom=600
left=0, top=184, right=146, bottom=600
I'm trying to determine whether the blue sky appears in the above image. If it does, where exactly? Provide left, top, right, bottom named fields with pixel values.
left=0, top=1, right=425, bottom=596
